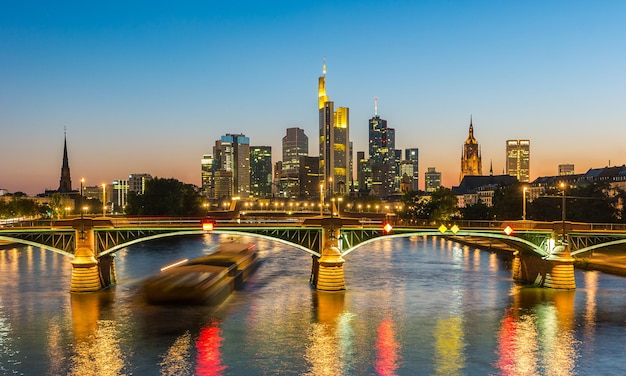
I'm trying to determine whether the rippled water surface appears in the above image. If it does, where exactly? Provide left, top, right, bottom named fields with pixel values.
left=1, top=234, right=626, bottom=375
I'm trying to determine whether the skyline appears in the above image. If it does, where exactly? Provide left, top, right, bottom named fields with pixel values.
left=2, top=1, right=626, bottom=195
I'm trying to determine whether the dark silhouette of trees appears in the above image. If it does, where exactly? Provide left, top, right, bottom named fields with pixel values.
left=125, top=177, right=204, bottom=216
left=401, top=187, right=458, bottom=222
left=527, top=181, right=623, bottom=223
left=460, top=201, right=492, bottom=220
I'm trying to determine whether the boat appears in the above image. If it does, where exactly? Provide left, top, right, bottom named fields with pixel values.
left=142, top=240, right=259, bottom=305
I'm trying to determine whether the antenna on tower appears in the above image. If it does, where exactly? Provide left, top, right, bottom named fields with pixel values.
left=323, top=56, right=326, bottom=76
left=374, top=97, right=378, bottom=116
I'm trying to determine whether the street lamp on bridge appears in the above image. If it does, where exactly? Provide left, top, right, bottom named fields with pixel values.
left=522, top=186, right=528, bottom=220
left=560, top=182, right=567, bottom=244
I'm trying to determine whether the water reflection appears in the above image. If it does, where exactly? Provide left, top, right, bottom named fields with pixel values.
left=195, top=319, right=226, bottom=376
left=69, top=293, right=127, bottom=375
left=374, top=317, right=400, bottom=376
left=305, top=291, right=347, bottom=376
left=495, top=287, right=577, bottom=375
left=159, top=331, right=193, bottom=376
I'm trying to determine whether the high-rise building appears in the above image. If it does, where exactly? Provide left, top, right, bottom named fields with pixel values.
left=558, top=164, right=575, bottom=176
left=318, top=59, right=350, bottom=196
left=425, top=167, right=442, bottom=192
left=506, top=140, right=530, bottom=182
left=201, top=154, right=215, bottom=199
left=213, top=133, right=250, bottom=198
left=368, top=98, right=395, bottom=198
left=281, top=128, right=308, bottom=198
left=282, top=127, right=308, bottom=173
left=299, top=156, right=321, bottom=199
left=112, top=179, right=128, bottom=212
left=460, top=116, right=482, bottom=183
left=128, top=173, right=151, bottom=194
left=250, top=146, right=272, bottom=198
left=405, top=148, right=419, bottom=191
left=356, top=151, right=370, bottom=192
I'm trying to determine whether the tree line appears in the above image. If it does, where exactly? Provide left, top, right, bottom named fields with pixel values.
left=3, top=178, right=625, bottom=224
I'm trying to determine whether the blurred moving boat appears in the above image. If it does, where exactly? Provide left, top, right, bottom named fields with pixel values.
left=142, top=240, right=259, bottom=305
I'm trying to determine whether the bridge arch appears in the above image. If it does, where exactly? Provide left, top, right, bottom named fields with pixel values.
left=97, top=229, right=321, bottom=258
left=0, top=235, right=74, bottom=258
left=571, top=238, right=626, bottom=257
left=341, top=231, right=549, bottom=258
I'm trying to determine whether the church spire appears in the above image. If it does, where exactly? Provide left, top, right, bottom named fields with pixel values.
left=58, top=129, right=73, bottom=193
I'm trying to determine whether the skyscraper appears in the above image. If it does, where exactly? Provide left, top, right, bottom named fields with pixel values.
left=213, top=133, right=250, bottom=198
left=201, top=154, right=215, bottom=199
left=425, top=167, right=442, bottom=192
left=506, top=140, right=530, bottom=182
left=460, top=117, right=482, bottom=183
left=282, top=127, right=308, bottom=173
left=281, top=127, right=308, bottom=198
left=368, top=98, right=395, bottom=198
left=318, top=59, right=350, bottom=196
left=250, top=146, right=272, bottom=198
left=299, top=156, right=321, bottom=198
left=405, top=148, right=419, bottom=191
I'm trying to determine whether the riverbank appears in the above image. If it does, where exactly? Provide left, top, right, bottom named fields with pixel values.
left=447, top=235, right=626, bottom=278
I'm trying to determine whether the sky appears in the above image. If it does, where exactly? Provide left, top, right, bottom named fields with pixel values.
left=1, top=0, right=626, bottom=196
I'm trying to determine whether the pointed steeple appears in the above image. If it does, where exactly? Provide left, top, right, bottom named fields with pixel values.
left=58, top=129, right=73, bottom=193
left=489, top=160, right=493, bottom=176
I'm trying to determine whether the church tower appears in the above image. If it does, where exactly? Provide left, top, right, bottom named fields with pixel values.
left=459, top=116, right=482, bottom=183
left=58, top=131, right=73, bottom=193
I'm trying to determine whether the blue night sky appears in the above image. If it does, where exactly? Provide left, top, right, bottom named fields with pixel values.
left=1, top=1, right=625, bottom=195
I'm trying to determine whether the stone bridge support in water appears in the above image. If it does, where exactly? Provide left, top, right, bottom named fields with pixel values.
left=309, top=218, right=347, bottom=292
left=512, top=242, right=576, bottom=289
left=70, top=218, right=116, bottom=293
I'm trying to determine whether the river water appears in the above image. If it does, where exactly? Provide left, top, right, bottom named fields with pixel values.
left=1, top=234, right=625, bottom=375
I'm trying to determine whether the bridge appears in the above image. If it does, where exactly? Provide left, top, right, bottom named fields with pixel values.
left=2, top=216, right=626, bottom=293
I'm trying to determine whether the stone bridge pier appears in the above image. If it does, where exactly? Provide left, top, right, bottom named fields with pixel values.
left=70, top=218, right=116, bottom=293
left=309, top=218, right=347, bottom=291
left=512, top=240, right=576, bottom=289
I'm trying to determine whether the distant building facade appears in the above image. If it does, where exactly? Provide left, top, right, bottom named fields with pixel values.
left=128, top=173, right=152, bottom=194
left=405, top=148, right=419, bottom=191
left=213, top=133, right=250, bottom=198
left=506, top=140, right=530, bottom=182
left=558, top=164, right=575, bottom=176
left=368, top=99, right=395, bottom=198
left=425, top=167, right=442, bottom=192
left=299, top=156, right=321, bottom=199
left=250, top=146, right=272, bottom=198
left=281, top=127, right=308, bottom=198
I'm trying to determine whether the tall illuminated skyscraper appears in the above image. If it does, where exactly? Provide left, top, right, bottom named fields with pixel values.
left=250, top=146, right=272, bottom=198
left=506, top=139, right=530, bottom=182
left=213, top=133, right=250, bottom=198
left=318, top=59, right=350, bottom=196
left=368, top=98, right=394, bottom=198
left=460, top=116, right=482, bottom=183
left=405, top=148, right=419, bottom=191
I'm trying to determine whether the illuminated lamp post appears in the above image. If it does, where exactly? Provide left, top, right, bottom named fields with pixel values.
left=319, top=184, right=324, bottom=216
left=560, top=182, right=566, bottom=243
left=522, top=186, right=528, bottom=220
left=102, top=183, right=106, bottom=217
left=80, top=178, right=85, bottom=240
left=337, top=197, right=343, bottom=217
